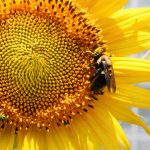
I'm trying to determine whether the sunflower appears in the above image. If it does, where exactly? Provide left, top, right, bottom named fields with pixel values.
left=0, top=0, right=150, bottom=149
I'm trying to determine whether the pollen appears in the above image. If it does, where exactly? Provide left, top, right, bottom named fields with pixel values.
left=0, top=0, right=107, bottom=131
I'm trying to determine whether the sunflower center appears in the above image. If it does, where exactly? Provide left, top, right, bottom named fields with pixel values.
left=0, top=0, right=106, bottom=130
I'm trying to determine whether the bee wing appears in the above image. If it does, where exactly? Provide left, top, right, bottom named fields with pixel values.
left=110, top=65, right=116, bottom=93
left=102, top=60, right=116, bottom=93
left=102, top=60, right=111, bottom=91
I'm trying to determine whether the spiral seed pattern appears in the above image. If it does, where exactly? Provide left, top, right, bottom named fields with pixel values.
left=0, top=0, right=107, bottom=130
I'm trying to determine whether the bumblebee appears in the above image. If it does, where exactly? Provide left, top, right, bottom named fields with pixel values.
left=90, top=53, right=116, bottom=93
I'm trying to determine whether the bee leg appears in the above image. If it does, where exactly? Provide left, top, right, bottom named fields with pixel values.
left=94, top=91, right=104, bottom=95
left=89, top=93, right=98, bottom=100
left=89, top=62, right=98, bottom=68
left=89, top=68, right=101, bottom=81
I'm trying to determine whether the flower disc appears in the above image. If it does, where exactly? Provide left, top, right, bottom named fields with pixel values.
left=0, top=0, right=106, bottom=129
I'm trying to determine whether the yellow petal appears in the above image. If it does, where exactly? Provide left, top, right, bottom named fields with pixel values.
left=19, top=127, right=48, bottom=150
left=17, top=130, right=27, bottom=150
left=112, top=57, right=150, bottom=83
left=69, top=114, right=102, bottom=150
left=46, top=129, right=58, bottom=150
left=111, top=115, right=130, bottom=150
left=112, top=85, right=150, bottom=108
left=78, top=0, right=127, bottom=19
left=83, top=106, right=122, bottom=150
left=100, top=97, right=150, bottom=135
left=99, top=8, right=150, bottom=56
left=0, top=125, right=15, bottom=150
